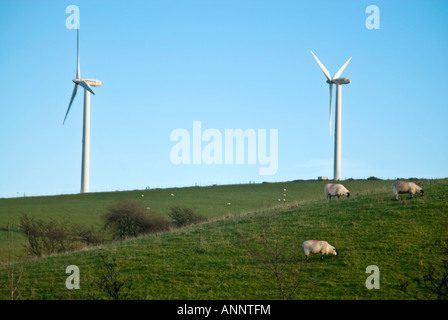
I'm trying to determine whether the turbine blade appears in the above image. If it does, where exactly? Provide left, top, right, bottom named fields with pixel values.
left=329, top=83, right=333, bottom=136
left=76, top=28, right=80, bottom=79
left=79, top=80, right=95, bottom=95
left=311, top=51, right=332, bottom=81
left=333, top=56, right=352, bottom=79
left=63, top=84, right=78, bottom=124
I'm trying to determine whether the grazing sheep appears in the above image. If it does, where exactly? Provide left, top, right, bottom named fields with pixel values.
left=302, top=240, right=338, bottom=261
left=324, top=183, right=350, bottom=199
left=392, top=181, right=424, bottom=200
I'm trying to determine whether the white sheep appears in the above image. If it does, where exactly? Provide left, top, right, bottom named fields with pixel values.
left=392, top=181, right=424, bottom=200
left=302, top=240, right=338, bottom=261
left=324, top=183, right=350, bottom=199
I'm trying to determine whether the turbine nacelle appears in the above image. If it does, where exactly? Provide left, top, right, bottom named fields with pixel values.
left=73, top=78, right=102, bottom=87
left=71, top=78, right=102, bottom=95
left=331, top=78, right=351, bottom=85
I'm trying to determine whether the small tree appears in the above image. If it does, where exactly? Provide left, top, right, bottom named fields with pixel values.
left=19, top=214, right=103, bottom=257
left=91, top=253, right=133, bottom=300
left=103, top=199, right=169, bottom=239
left=168, top=206, right=206, bottom=228
left=72, top=224, right=106, bottom=246
left=20, top=214, right=72, bottom=257
left=4, top=224, right=30, bottom=300
left=242, top=218, right=303, bottom=300
left=399, top=238, right=448, bottom=300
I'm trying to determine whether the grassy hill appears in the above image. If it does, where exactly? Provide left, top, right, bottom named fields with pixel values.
left=0, top=178, right=447, bottom=300
left=0, top=179, right=388, bottom=261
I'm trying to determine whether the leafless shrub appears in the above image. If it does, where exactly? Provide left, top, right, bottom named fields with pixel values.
left=20, top=214, right=73, bottom=257
left=242, top=217, right=303, bottom=300
left=399, top=238, right=448, bottom=300
left=3, top=224, right=30, bottom=300
left=90, top=253, right=133, bottom=300
left=168, top=206, right=206, bottom=228
left=72, top=224, right=107, bottom=246
left=19, top=214, right=104, bottom=257
left=103, top=199, right=169, bottom=239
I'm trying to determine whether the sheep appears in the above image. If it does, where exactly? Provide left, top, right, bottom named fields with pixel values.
left=302, top=240, right=338, bottom=261
left=324, top=183, right=350, bottom=199
left=392, top=181, right=424, bottom=201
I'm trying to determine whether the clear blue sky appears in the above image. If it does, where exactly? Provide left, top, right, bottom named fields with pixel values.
left=1, top=0, right=447, bottom=197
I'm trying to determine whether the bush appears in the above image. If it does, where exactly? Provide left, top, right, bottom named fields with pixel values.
left=20, top=214, right=72, bottom=257
left=72, top=224, right=107, bottom=246
left=399, top=238, right=448, bottom=300
left=367, top=176, right=381, bottom=181
left=91, top=253, right=133, bottom=300
left=103, top=199, right=169, bottom=239
left=20, top=214, right=104, bottom=257
left=168, top=206, right=206, bottom=228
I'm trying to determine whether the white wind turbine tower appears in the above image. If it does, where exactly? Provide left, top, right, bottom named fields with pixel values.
left=311, top=51, right=351, bottom=181
left=63, top=29, right=101, bottom=193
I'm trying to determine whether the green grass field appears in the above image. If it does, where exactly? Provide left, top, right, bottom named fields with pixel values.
left=0, top=178, right=447, bottom=300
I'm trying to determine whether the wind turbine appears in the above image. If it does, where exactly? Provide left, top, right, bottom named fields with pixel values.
left=63, top=28, right=101, bottom=193
left=310, top=51, right=351, bottom=181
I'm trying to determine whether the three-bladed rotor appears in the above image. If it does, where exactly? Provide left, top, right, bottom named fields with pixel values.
left=310, top=51, right=351, bottom=135
left=63, top=29, right=101, bottom=124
